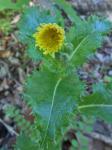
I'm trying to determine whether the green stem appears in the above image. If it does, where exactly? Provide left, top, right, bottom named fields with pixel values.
left=78, top=104, right=112, bottom=110
left=41, top=78, right=62, bottom=148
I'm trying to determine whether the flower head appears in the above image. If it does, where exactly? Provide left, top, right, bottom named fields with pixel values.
left=33, top=23, right=65, bottom=55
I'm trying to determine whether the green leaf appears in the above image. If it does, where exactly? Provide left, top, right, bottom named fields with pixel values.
left=15, top=134, right=39, bottom=150
left=88, top=16, right=112, bottom=34
left=68, top=32, right=103, bottom=66
left=26, top=39, right=42, bottom=61
left=54, top=0, right=82, bottom=24
left=78, top=82, right=112, bottom=122
left=67, top=15, right=112, bottom=44
left=67, top=16, right=112, bottom=66
left=24, top=66, right=84, bottom=148
left=18, top=6, right=55, bottom=43
left=52, top=6, right=65, bottom=27
left=0, top=0, right=29, bottom=10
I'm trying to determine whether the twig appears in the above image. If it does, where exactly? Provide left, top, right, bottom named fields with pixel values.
left=84, top=132, right=112, bottom=146
left=0, top=118, right=19, bottom=136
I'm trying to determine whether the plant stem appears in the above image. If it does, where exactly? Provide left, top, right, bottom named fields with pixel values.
left=0, top=118, right=19, bottom=136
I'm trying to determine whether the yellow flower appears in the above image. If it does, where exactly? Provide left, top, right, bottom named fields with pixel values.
left=33, top=23, right=65, bottom=55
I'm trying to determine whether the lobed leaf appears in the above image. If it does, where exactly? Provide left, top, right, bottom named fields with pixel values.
left=24, top=66, right=84, bottom=148
left=67, top=16, right=112, bottom=66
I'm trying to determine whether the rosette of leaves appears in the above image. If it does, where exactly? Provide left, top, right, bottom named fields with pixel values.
left=15, top=0, right=112, bottom=149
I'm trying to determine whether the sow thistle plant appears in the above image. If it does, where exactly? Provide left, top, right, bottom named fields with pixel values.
left=5, top=0, right=112, bottom=149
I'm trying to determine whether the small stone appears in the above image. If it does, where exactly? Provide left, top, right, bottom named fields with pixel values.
left=16, top=86, right=23, bottom=93
left=8, top=57, right=20, bottom=66
left=108, top=70, right=112, bottom=76
left=4, top=91, right=9, bottom=96
left=0, top=61, right=9, bottom=79
left=96, top=53, right=104, bottom=62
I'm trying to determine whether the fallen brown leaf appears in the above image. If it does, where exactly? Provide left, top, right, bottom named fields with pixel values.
left=0, top=50, right=12, bottom=58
